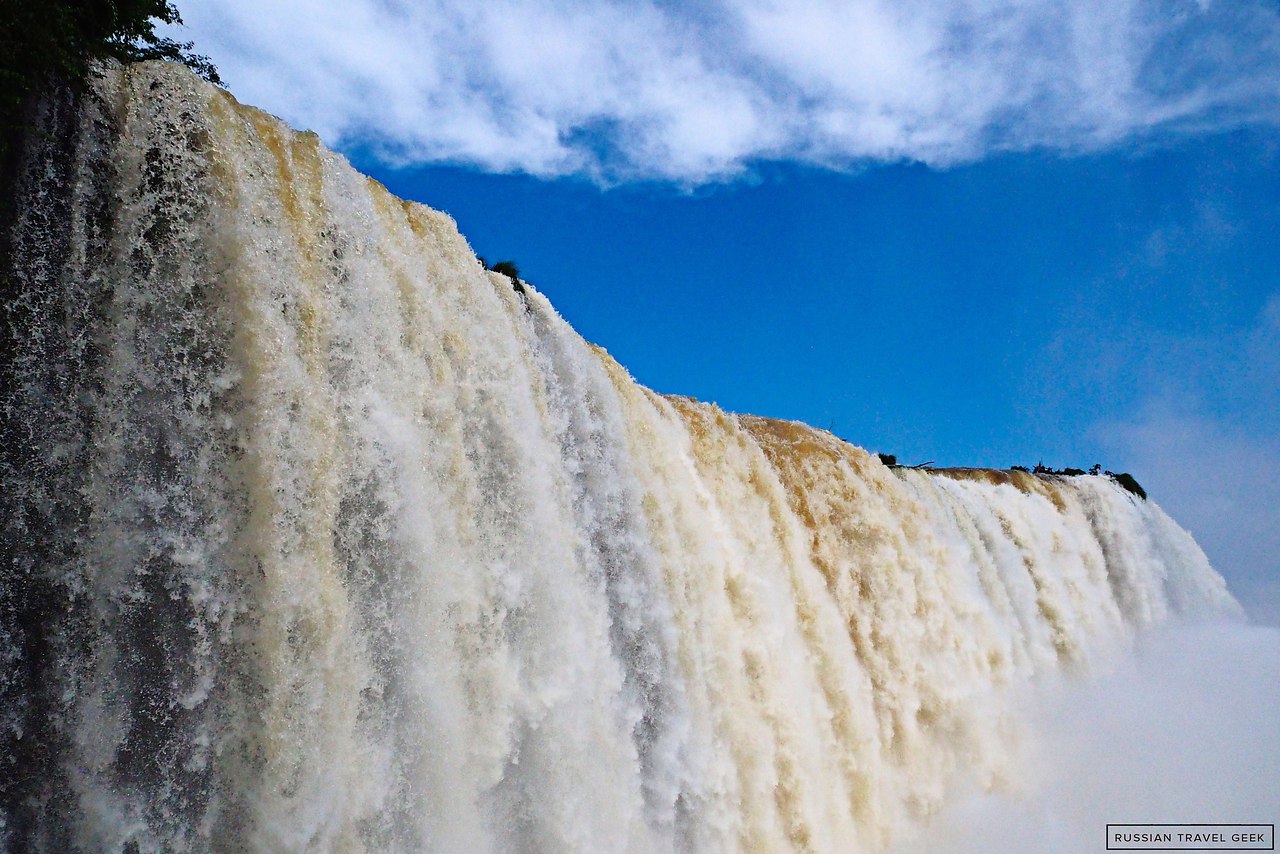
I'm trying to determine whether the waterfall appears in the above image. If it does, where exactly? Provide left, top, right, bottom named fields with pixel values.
left=0, top=61, right=1239, bottom=853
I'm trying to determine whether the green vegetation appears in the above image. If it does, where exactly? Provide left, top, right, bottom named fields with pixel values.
left=874, top=452, right=935, bottom=469
left=1020, top=462, right=1147, bottom=499
left=891, top=457, right=1148, bottom=500
left=479, top=256, right=526, bottom=297
left=1111, top=472, right=1147, bottom=500
left=1, top=0, right=218, bottom=163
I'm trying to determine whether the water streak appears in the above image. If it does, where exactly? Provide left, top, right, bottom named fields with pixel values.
left=0, top=62, right=1239, bottom=853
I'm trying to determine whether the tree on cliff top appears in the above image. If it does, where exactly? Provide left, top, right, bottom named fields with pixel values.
left=1, top=0, right=218, bottom=160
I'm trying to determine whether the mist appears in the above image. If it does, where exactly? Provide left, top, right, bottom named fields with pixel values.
left=892, top=619, right=1280, bottom=853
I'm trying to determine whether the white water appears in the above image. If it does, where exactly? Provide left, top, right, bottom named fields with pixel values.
left=889, top=620, right=1280, bottom=853
left=0, top=62, right=1240, bottom=853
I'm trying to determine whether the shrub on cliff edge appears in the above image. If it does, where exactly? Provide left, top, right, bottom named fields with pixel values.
left=1, top=0, right=218, bottom=163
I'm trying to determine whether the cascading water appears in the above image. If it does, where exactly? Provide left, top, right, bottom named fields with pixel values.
left=0, top=62, right=1240, bottom=853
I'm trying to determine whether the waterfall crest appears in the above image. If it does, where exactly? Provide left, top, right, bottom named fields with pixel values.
left=0, top=62, right=1238, bottom=853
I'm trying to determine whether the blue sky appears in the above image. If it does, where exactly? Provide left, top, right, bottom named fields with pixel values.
left=171, top=0, right=1280, bottom=621
left=354, top=135, right=1280, bottom=625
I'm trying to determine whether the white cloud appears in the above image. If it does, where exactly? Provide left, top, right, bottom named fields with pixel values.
left=169, top=0, right=1280, bottom=183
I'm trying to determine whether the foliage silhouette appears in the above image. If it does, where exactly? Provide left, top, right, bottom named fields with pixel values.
left=480, top=257, right=526, bottom=297
left=1017, top=461, right=1147, bottom=500
left=1, top=0, right=218, bottom=165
